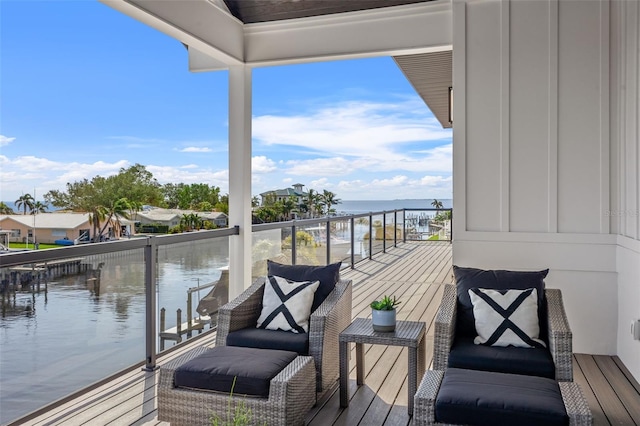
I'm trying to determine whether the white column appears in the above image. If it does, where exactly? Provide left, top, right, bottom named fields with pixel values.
left=228, top=65, right=253, bottom=299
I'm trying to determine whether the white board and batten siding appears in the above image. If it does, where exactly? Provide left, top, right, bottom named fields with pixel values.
left=451, top=0, right=640, bottom=381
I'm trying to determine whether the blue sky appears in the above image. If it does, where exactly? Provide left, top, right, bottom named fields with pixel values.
left=0, top=1, right=452, bottom=203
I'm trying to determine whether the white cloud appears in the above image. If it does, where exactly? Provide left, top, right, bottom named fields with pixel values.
left=252, top=156, right=277, bottom=173
left=180, top=147, right=213, bottom=153
left=333, top=174, right=452, bottom=200
left=253, top=100, right=450, bottom=160
left=146, top=165, right=228, bottom=189
left=0, top=135, right=16, bottom=147
left=0, top=155, right=230, bottom=201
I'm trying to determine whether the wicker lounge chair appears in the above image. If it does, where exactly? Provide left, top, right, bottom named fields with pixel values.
left=433, top=282, right=573, bottom=381
left=216, top=276, right=353, bottom=396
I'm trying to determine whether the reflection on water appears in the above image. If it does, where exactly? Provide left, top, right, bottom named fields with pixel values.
left=0, top=239, right=229, bottom=424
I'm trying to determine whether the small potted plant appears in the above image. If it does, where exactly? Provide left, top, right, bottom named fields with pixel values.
left=370, top=295, right=400, bottom=332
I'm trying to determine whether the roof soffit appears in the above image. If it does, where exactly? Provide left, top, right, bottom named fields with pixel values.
left=101, top=0, right=244, bottom=66
left=222, top=0, right=434, bottom=24
left=103, top=0, right=451, bottom=70
left=243, top=1, right=452, bottom=66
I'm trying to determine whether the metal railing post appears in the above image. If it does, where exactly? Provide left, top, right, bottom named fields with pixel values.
left=403, top=209, right=407, bottom=243
left=368, top=214, right=373, bottom=259
left=325, top=220, right=331, bottom=265
left=393, top=210, right=397, bottom=247
left=383, top=212, right=386, bottom=253
left=143, top=236, right=158, bottom=371
left=350, top=217, right=355, bottom=269
left=291, top=223, right=297, bottom=265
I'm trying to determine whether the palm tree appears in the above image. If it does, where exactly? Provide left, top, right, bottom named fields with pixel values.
left=15, top=193, right=34, bottom=215
left=30, top=201, right=47, bottom=215
left=99, top=198, right=131, bottom=239
left=89, top=206, right=109, bottom=242
left=303, top=189, right=319, bottom=218
left=0, top=202, right=14, bottom=214
left=180, top=213, right=203, bottom=231
left=321, top=190, right=341, bottom=216
left=431, top=199, right=444, bottom=210
left=279, top=196, right=298, bottom=220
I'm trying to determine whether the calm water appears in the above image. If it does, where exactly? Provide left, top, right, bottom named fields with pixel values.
left=0, top=240, right=229, bottom=424
left=337, top=198, right=452, bottom=214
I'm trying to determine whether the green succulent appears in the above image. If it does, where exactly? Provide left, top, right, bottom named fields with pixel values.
left=370, top=295, right=400, bottom=311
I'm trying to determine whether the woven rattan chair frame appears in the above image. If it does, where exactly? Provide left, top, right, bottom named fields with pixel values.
left=216, top=277, right=353, bottom=395
left=433, top=284, right=574, bottom=381
left=158, top=346, right=316, bottom=426
left=413, top=370, right=593, bottom=426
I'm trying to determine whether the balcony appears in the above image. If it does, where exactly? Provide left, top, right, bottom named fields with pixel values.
left=3, top=228, right=639, bottom=425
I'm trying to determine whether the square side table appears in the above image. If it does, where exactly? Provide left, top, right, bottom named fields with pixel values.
left=339, top=317, right=426, bottom=415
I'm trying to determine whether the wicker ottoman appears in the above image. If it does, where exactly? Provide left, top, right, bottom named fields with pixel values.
left=414, top=369, right=592, bottom=426
left=158, top=346, right=316, bottom=426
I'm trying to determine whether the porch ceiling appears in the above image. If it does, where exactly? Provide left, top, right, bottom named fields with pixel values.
left=221, top=0, right=434, bottom=24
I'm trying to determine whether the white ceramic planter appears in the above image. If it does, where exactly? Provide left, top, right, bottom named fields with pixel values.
left=372, top=308, right=396, bottom=332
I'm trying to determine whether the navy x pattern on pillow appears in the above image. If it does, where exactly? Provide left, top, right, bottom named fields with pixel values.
left=469, top=288, right=546, bottom=348
left=257, top=275, right=319, bottom=333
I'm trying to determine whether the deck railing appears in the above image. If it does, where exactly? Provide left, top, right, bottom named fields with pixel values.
left=0, top=207, right=450, bottom=424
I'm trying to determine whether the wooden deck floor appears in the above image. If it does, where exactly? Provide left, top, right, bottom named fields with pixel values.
left=14, top=242, right=640, bottom=426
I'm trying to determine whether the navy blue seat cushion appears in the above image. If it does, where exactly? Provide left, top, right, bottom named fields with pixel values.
left=448, top=336, right=555, bottom=379
left=267, top=260, right=341, bottom=312
left=226, top=327, right=310, bottom=355
left=453, top=265, right=549, bottom=338
left=174, top=346, right=297, bottom=397
left=436, top=368, right=568, bottom=426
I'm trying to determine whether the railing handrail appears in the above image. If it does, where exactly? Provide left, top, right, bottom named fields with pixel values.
left=0, top=226, right=240, bottom=268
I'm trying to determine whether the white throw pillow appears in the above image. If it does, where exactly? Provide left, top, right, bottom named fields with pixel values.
left=257, top=275, right=320, bottom=333
left=468, top=288, right=546, bottom=348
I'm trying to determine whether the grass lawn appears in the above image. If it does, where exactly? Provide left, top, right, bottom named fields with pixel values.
left=8, top=242, right=63, bottom=250
left=427, top=234, right=440, bottom=241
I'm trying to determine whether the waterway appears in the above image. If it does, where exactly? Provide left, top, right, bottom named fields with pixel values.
left=0, top=239, right=229, bottom=424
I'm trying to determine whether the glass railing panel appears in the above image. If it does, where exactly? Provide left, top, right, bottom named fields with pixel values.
left=0, top=248, right=145, bottom=425
left=251, top=228, right=288, bottom=279
left=156, top=237, right=230, bottom=350
left=404, top=209, right=452, bottom=241
left=352, top=215, right=371, bottom=262
left=369, top=214, right=384, bottom=256
left=329, top=218, right=352, bottom=267
left=295, top=223, right=327, bottom=266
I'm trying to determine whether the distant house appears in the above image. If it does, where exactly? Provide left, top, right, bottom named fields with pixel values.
left=0, top=213, right=135, bottom=244
left=0, top=213, right=91, bottom=244
left=133, top=208, right=228, bottom=229
left=259, top=183, right=307, bottom=206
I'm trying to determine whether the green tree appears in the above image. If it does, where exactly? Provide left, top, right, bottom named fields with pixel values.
left=431, top=199, right=444, bottom=210
left=302, top=189, right=319, bottom=218
left=279, top=196, right=298, bottom=220
left=215, top=194, right=229, bottom=215
left=88, top=206, right=108, bottom=242
left=0, top=202, right=15, bottom=214
left=30, top=201, right=47, bottom=214
left=251, top=196, right=260, bottom=208
left=15, top=193, right=34, bottom=215
left=161, top=183, right=182, bottom=208
left=321, top=190, right=341, bottom=216
left=180, top=213, right=203, bottom=231
left=196, top=201, right=213, bottom=212
left=98, top=198, right=131, bottom=239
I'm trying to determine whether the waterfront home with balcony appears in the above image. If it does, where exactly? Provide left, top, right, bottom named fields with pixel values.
left=1, top=0, right=639, bottom=424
